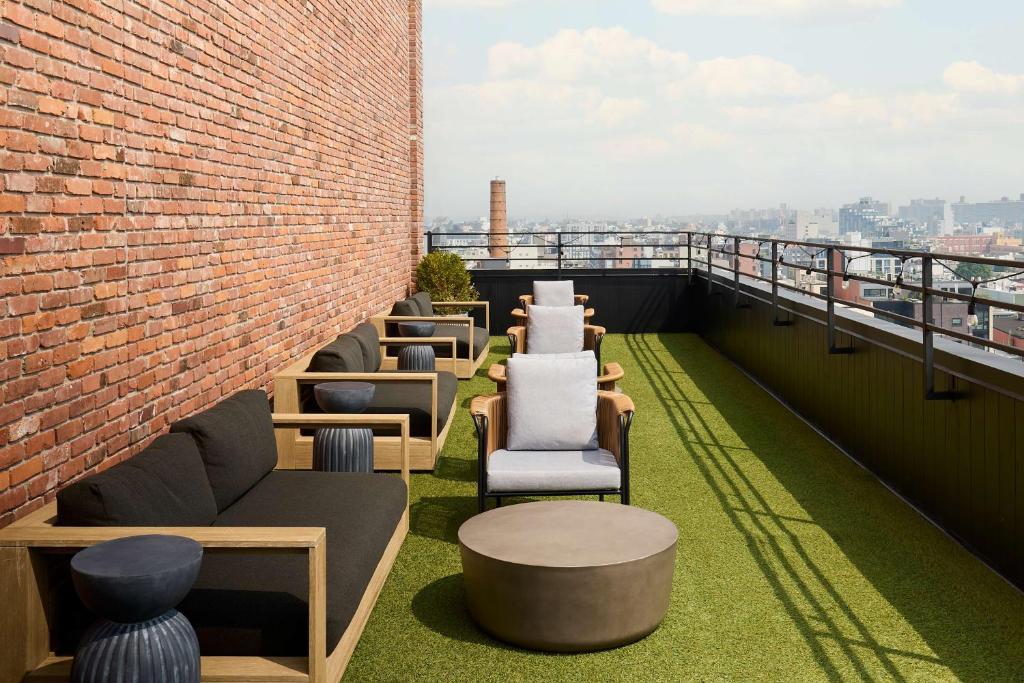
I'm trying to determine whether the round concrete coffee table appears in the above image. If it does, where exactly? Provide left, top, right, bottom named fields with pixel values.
left=458, top=501, right=677, bottom=652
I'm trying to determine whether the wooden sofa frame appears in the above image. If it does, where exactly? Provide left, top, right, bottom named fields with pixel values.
left=371, top=301, right=490, bottom=380
left=0, top=414, right=410, bottom=683
left=275, top=349, right=454, bottom=472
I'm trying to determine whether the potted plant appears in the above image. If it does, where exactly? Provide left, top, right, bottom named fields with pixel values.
left=415, top=252, right=478, bottom=312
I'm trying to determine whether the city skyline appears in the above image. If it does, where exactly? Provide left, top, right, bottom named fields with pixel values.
left=424, top=0, right=1024, bottom=218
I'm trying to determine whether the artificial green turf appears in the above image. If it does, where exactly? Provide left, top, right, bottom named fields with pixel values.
left=344, top=334, right=1024, bottom=682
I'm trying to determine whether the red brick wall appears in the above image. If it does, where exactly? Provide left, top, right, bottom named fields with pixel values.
left=0, top=0, right=424, bottom=524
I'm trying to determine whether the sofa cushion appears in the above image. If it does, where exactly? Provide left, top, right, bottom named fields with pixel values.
left=433, top=324, right=489, bottom=360
left=308, top=335, right=365, bottom=374
left=411, top=292, right=433, bottom=317
left=350, top=323, right=382, bottom=372
left=57, top=433, right=217, bottom=527
left=526, top=305, right=584, bottom=354
left=533, top=280, right=575, bottom=306
left=506, top=354, right=598, bottom=451
left=177, top=471, right=407, bottom=656
left=512, top=351, right=594, bottom=360
left=487, top=448, right=620, bottom=492
left=170, top=390, right=278, bottom=512
left=365, top=371, right=458, bottom=437
left=390, top=299, right=419, bottom=318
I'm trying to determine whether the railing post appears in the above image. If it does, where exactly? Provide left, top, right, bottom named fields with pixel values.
left=826, top=246, right=852, bottom=353
left=922, top=255, right=958, bottom=399
left=426, top=230, right=434, bottom=254
left=686, top=232, right=693, bottom=284
left=772, top=240, right=790, bottom=326
left=557, top=232, right=563, bottom=274
left=733, top=236, right=744, bottom=308
left=706, top=235, right=713, bottom=295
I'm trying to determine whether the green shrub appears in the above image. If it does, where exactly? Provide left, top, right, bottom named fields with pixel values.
left=415, top=252, right=478, bottom=305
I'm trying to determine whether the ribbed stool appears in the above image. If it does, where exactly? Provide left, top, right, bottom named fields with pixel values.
left=70, top=535, right=202, bottom=683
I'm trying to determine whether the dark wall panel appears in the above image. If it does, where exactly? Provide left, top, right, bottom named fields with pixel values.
left=469, top=269, right=692, bottom=334
left=696, top=275, right=1024, bottom=588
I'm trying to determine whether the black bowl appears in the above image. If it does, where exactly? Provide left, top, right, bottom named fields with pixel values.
left=71, top=535, right=203, bottom=622
left=314, top=381, right=375, bottom=413
left=398, top=321, right=436, bottom=338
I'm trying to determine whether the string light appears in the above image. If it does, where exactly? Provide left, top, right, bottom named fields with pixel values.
left=967, top=277, right=979, bottom=327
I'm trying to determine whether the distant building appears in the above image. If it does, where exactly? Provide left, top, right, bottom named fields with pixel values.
left=899, top=198, right=954, bottom=235
left=839, top=197, right=890, bottom=236
left=992, top=313, right=1024, bottom=352
left=785, top=209, right=837, bottom=240
left=952, top=194, right=1024, bottom=226
left=932, top=234, right=997, bottom=256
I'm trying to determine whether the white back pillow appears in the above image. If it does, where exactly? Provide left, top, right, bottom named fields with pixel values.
left=526, top=305, right=584, bottom=354
left=506, top=355, right=598, bottom=451
left=513, top=351, right=594, bottom=360
left=533, top=280, right=575, bottom=307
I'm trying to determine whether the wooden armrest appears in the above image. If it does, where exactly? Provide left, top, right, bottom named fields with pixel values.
left=0, top=525, right=325, bottom=550
left=383, top=315, right=471, bottom=325
left=506, top=326, right=525, bottom=353
left=470, top=393, right=507, bottom=457
left=291, top=372, right=437, bottom=383
left=432, top=301, right=486, bottom=307
left=601, top=362, right=624, bottom=384
left=487, top=363, right=507, bottom=384
left=597, top=391, right=634, bottom=464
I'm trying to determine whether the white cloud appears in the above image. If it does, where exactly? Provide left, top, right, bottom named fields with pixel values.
left=588, top=97, right=649, bottom=127
left=943, top=61, right=1024, bottom=96
left=670, top=122, right=735, bottom=149
left=652, top=0, right=901, bottom=17
left=666, top=55, right=830, bottom=100
left=489, top=27, right=690, bottom=82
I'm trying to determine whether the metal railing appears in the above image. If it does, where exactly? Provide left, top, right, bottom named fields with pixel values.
left=426, top=230, right=1024, bottom=391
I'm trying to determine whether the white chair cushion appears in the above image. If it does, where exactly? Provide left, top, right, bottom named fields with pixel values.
left=526, top=305, right=584, bottom=354
left=506, top=354, right=598, bottom=450
left=487, top=448, right=620, bottom=492
left=533, top=280, right=575, bottom=307
left=512, top=351, right=593, bottom=360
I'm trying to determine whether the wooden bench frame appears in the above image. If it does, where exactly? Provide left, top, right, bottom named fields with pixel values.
left=0, top=414, right=410, bottom=683
left=275, top=350, right=455, bottom=471
left=371, top=301, right=490, bottom=380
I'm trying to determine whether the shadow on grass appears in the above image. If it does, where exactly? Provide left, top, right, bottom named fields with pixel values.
left=410, top=495, right=476, bottom=544
left=411, top=574, right=520, bottom=652
left=628, top=332, right=1024, bottom=681
left=432, top=455, right=476, bottom=483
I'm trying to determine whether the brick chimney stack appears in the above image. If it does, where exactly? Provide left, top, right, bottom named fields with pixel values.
left=489, top=178, right=508, bottom=259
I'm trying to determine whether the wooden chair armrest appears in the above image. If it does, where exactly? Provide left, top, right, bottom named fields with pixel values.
left=599, top=362, right=625, bottom=388
left=382, top=315, right=471, bottom=325
left=0, top=525, right=325, bottom=550
left=597, top=391, right=635, bottom=464
left=290, top=372, right=437, bottom=383
left=431, top=300, right=489, bottom=328
left=487, top=363, right=507, bottom=385
left=506, top=327, right=525, bottom=353
left=470, top=393, right=507, bottom=457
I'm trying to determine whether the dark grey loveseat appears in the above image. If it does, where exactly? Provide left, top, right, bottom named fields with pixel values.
left=0, top=390, right=411, bottom=681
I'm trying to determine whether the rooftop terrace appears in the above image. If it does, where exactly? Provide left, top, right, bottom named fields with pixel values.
left=346, top=334, right=1024, bottom=681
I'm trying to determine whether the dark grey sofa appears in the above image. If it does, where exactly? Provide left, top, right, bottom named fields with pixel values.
left=54, top=390, right=408, bottom=659
left=304, top=322, right=458, bottom=438
left=390, top=291, right=490, bottom=361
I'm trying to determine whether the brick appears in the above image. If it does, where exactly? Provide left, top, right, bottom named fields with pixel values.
left=0, top=0, right=422, bottom=523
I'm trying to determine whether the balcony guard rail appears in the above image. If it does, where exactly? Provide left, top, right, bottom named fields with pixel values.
left=426, top=230, right=1024, bottom=397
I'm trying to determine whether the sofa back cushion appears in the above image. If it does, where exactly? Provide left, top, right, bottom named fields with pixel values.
left=526, top=305, right=585, bottom=354
left=349, top=323, right=382, bottom=372
left=533, top=280, right=575, bottom=307
left=170, top=390, right=278, bottom=512
left=411, top=292, right=434, bottom=317
left=57, top=433, right=217, bottom=526
left=389, top=299, right=420, bottom=338
left=506, top=355, right=598, bottom=451
left=308, top=335, right=365, bottom=373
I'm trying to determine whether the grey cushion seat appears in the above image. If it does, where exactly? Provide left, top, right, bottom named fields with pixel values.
left=178, top=471, right=407, bottom=657
left=434, top=323, right=489, bottom=360
left=487, top=449, right=621, bottom=492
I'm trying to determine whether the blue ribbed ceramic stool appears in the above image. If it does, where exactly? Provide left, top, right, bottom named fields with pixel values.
left=70, top=534, right=202, bottom=683
left=313, top=382, right=376, bottom=472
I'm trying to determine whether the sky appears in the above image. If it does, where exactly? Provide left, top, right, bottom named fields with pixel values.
left=421, top=0, right=1024, bottom=220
